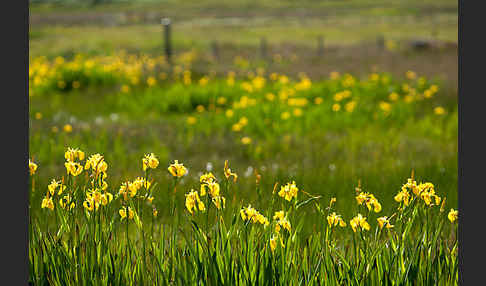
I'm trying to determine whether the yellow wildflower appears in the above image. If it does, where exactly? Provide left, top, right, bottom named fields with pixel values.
left=278, top=181, right=299, bottom=201
left=29, top=159, right=38, bottom=175
left=434, top=106, right=446, bottom=115
left=41, top=196, right=54, bottom=211
left=168, top=160, right=188, bottom=177
left=327, top=212, right=347, bottom=228
left=212, top=196, right=226, bottom=210
left=48, top=179, right=66, bottom=196
left=350, top=214, right=370, bottom=232
left=377, top=216, right=394, bottom=229
left=63, top=124, right=73, bottom=133
left=224, top=160, right=238, bottom=183
left=142, top=153, right=159, bottom=171
left=65, top=161, right=83, bottom=176
left=119, top=206, right=135, bottom=220
left=241, top=137, right=252, bottom=145
left=185, top=189, right=205, bottom=215
left=65, top=147, right=85, bottom=162
left=448, top=209, right=458, bottom=223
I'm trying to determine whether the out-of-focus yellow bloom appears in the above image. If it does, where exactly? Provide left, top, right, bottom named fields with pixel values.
left=186, top=116, right=197, bottom=125
left=65, top=147, right=85, bottom=162
left=72, top=81, right=80, bottom=89
left=389, top=92, right=399, bottom=101
left=265, top=93, right=275, bottom=101
left=330, top=71, right=340, bottom=80
left=332, top=103, right=341, bottom=112
left=232, top=123, right=243, bottom=132
left=65, top=161, right=83, bottom=176
left=293, top=108, right=303, bottom=117
left=278, top=181, right=299, bottom=201
left=281, top=111, right=291, bottom=120
left=29, top=159, right=38, bottom=175
left=147, top=76, right=157, bottom=87
left=217, top=97, right=227, bottom=105
left=430, top=84, right=439, bottom=93
left=121, top=84, right=130, bottom=93
left=119, top=206, right=135, bottom=220
left=153, top=208, right=158, bottom=217
left=314, top=97, right=323, bottom=105
left=434, top=106, right=446, bottom=115
left=185, top=189, right=205, bottom=215
left=168, top=160, right=188, bottom=177
left=224, top=160, right=238, bottom=183
left=379, top=101, right=392, bottom=113
left=377, top=216, right=394, bottom=229
left=226, top=109, right=234, bottom=118
left=406, top=71, right=417, bottom=80
left=345, top=101, right=357, bottom=113
left=278, top=75, right=289, bottom=85
left=199, top=76, right=209, bottom=86
left=35, top=112, right=42, bottom=120
left=142, top=153, right=159, bottom=171
left=241, top=137, right=252, bottom=145
left=350, top=214, right=370, bottom=232
left=448, top=209, right=458, bottom=223
left=63, top=124, right=73, bottom=133
left=41, top=196, right=54, bottom=211
left=327, top=212, right=347, bottom=228
left=51, top=126, right=59, bottom=133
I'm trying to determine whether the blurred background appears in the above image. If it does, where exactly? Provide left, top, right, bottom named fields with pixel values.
left=29, top=0, right=458, bottom=224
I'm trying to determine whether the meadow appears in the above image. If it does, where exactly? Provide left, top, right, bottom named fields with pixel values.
left=29, top=1, right=458, bottom=284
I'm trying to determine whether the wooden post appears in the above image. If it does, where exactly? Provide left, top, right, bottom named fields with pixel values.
left=377, top=34, right=385, bottom=49
left=317, top=35, right=324, bottom=57
left=161, top=18, right=172, bottom=65
left=210, top=40, right=219, bottom=61
left=260, top=37, right=267, bottom=60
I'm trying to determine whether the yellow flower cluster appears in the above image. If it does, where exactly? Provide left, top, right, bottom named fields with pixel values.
left=327, top=212, right=347, bottom=228
left=185, top=189, right=206, bottom=215
left=350, top=213, right=371, bottom=232
left=83, top=189, right=113, bottom=212
left=278, top=181, right=299, bottom=201
left=394, top=177, right=441, bottom=207
left=355, top=192, right=382, bottom=213
left=273, top=211, right=291, bottom=233
left=119, top=206, right=135, bottom=220
left=199, top=172, right=226, bottom=210
left=240, top=205, right=269, bottom=226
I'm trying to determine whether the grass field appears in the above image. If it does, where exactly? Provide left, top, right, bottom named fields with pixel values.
left=28, top=1, right=458, bottom=285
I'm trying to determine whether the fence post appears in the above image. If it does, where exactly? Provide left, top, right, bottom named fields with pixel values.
left=377, top=34, right=385, bottom=49
left=260, top=37, right=268, bottom=60
left=317, top=35, right=324, bottom=57
left=210, top=40, right=219, bottom=61
left=161, top=18, right=172, bottom=65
